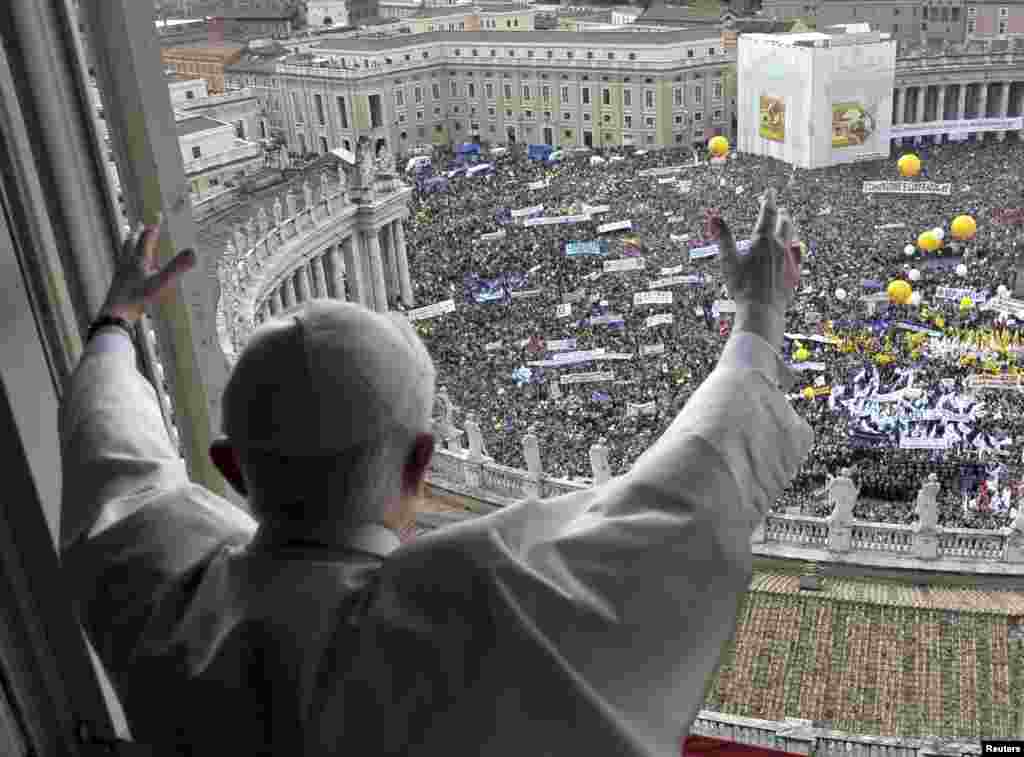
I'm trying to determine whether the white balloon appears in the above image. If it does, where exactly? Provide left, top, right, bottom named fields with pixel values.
left=998, top=285, right=1010, bottom=297
left=933, top=227, right=945, bottom=240
left=835, top=288, right=847, bottom=301
left=908, top=269, right=921, bottom=282
left=904, top=244, right=915, bottom=255
left=955, top=263, right=968, bottom=277
left=909, top=291, right=922, bottom=306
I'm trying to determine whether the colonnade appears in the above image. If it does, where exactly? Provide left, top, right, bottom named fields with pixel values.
left=892, top=80, right=1024, bottom=142
left=253, top=218, right=412, bottom=322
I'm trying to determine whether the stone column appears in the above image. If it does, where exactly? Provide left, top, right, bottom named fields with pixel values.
left=328, top=245, right=347, bottom=301
left=997, top=82, right=1012, bottom=141
left=589, top=437, right=611, bottom=486
left=976, top=82, right=989, bottom=141
left=393, top=219, right=414, bottom=307
left=282, top=276, right=297, bottom=310
left=934, top=85, right=947, bottom=144
left=915, top=85, right=926, bottom=122
left=342, top=236, right=367, bottom=307
left=271, top=288, right=283, bottom=315
left=296, top=264, right=312, bottom=303
left=957, top=82, right=968, bottom=120
left=367, top=228, right=389, bottom=313
left=312, top=254, right=328, bottom=299
left=380, top=224, right=398, bottom=307
left=892, top=87, right=903, bottom=125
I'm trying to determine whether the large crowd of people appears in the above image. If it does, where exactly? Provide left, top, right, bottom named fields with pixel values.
left=402, top=138, right=1024, bottom=530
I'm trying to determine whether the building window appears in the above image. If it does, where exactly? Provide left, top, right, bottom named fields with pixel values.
left=292, top=92, right=304, bottom=122
left=675, top=115, right=683, bottom=124
left=673, top=87, right=682, bottom=106
left=314, top=93, right=326, bottom=125
left=398, top=113, right=406, bottom=123
left=451, top=80, right=458, bottom=97
left=185, top=90, right=195, bottom=100
left=455, top=48, right=462, bottom=56
left=523, top=85, right=531, bottom=99
left=624, top=114, right=632, bottom=128
left=567, top=51, right=574, bottom=59
left=645, top=116, right=654, bottom=128
left=434, top=107, right=441, bottom=116
left=587, top=51, right=594, bottom=59
left=1000, top=6, right=1009, bottom=16
left=547, top=50, right=553, bottom=58
left=337, top=96, right=348, bottom=129
left=486, top=83, right=494, bottom=99
left=504, top=84, right=513, bottom=98
left=644, top=89, right=654, bottom=109
left=490, top=49, right=496, bottom=56
left=608, top=52, right=615, bottom=60
left=623, top=89, right=631, bottom=107
left=628, top=52, right=636, bottom=60
left=583, top=113, right=591, bottom=121
left=508, top=49, right=515, bottom=56
left=967, top=19, right=975, bottom=32
left=999, top=18, right=1008, bottom=33
left=694, top=86, right=702, bottom=103
left=603, top=114, right=611, bottom=123
left=951, top=7, right=960, bottom=21
left=561, top=86, right=570, bottom=103
left=423, top=51, right=429, bottom=59
left=694, top=111, right=703, bottom=121
left=506, top=109, right=513, bottom=118
left=687, top=49, right=694, bottom=58
left=417, top=110, right=424, bottom=121
left=713, top=109, right=723, bottom=121
left=415, top=86, right=422, bottom=104
left=581, top=87, right=590, bottom=105
left=525, top=110, right=533, bottom=119
left=645, top=134, right=654, bottom=144
left=563, top=112, right=571, bottom=120
left=432, top=83, right=440, bottom=99
left=528, top=50, right=535, bottom=58
left=713, top=82, right=723, bottom=100
left=468, top=83, right=475, bottom=98
left=395, top=90, right=404, bottom=107
left=488, top=107, right=496, bottom=117
left=542, top=85, right=551, bottom=100
left=601, top=88, right=611, bottom=105
left=192, top=145, right=201, bottom=158
left=473, top=48, right=479, bottom=56
left=967, top=7, right=976, bottom=16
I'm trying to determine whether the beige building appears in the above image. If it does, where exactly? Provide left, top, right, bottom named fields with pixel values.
left=225, top=29, right=735, bottom=153
left=161, top=43, right=245, bottom=93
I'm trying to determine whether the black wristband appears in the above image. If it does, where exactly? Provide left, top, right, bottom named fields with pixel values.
left=87, top=315, right=134, bottom=342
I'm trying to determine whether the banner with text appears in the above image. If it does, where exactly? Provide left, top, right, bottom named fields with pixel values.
left=890, top=116, right=1024, bottom=139
left=555, top=303, right=573, bottom=318
left=510, top=204, right=544, bottom=218
left=565, top=240, right=609, bottom=257
left=862, top=181, right=952, bottom=196
left=561, top=371, right=615, bottom=385
left=634, top=290, right=673, bottom=306
left=627, top=401, right=658, bottom=418
left=597, top=220, right=633, bottom=234
left=641, top=343, right=666, bottom=357
left=645, top=313, right=675, bottom=328
left=407, top=299, right=455, bottom=322
left=690, top=239, right=753, bottom=260
left=524, top=214, right=591, bottom=227
left=603, top=257, right=646, bottom=273
left=546, top=338, right=577, bottom=352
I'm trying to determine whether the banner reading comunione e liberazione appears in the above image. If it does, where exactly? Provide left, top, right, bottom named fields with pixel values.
left=890, top=116, right=1024, bottom=139
left=862, top=181, right=952, bottom=195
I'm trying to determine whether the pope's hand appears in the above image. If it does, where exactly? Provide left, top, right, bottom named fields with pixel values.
left=709, top=189, right=801, bottom=349
left=99, top=217, right=196, bottom=325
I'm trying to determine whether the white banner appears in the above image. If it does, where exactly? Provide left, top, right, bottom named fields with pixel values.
left=660, top=264, right=684, bottom=276
left=875, top=222, right=906, bottom=230
left=791, top=362, right=827, bottom=372
left=649, top=274, right=707, bottom=289
left=484, top=340, right=504, bottom=352
left=657, top=177, right=676, bottom=185
left=582, top=203, right=611, bottom=215
left=603, top=257, right=646, bottom=273
left=479, top=229, right=506, bottom=241
left=641, top=343, right=666, bottom=357
left=669, top=233, right=691, bottom=243
left=627, top=401, right=658, bottom=418
left=967, top=374, right=1022, bottom=390
left=546, top=338, right=577, bottom=352
left=900, top=437, right=951, bottom=450
left=527, top=179, right=550, bottom=190
left=407, top=299, right=456, bottom=321
left=936, top=286, right=988, bottom=303
left=524, top=214, right=591, bottom=227
left=638, top=164, right=692, bottom=177
left=555, top=303, right=573, bottom=318
left=666, top=214, right=687, bottom=224
left=561, top=371, right=615, bottom=385
left=690, top=239, right=753, bottom=260
left=589, top=313, right=624, bottom=326
left=601, top=352, right=635, bottom=361
left=511, top=289, right=542, bottom=299
left=982, top=296, right=1024, bottom=318
left=510, top=204, right=544, bottom=218
left=713, top=299, right=737, bottom=313
left=645, top=313, right=674, bottom=328
left=597, top=220, right=633, bottom=234
left=529, top=348, right=607, bottom=368
left=634, top=290, right=673, bottom=306
left=890, top=116, right=1024, bottom=139
left=861, top=181, right=952, bottom=196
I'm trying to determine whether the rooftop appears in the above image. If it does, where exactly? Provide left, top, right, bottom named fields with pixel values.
left=211, top=8, right=297, bottom=20
left=479, top=3, right=536, bottom=13
left=176, top=115, right=228, bottom=137
left=313, top=27, right=723, bottom=51
left=411, top=7, right=476, bottom=18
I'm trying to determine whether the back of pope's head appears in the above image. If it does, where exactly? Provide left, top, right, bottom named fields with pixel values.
left=221, top=300, right=437, bottom=525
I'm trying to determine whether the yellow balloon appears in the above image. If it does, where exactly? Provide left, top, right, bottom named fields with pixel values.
left=918, top=231, right=941, bottom=252
left=802, top=387, right=815, bottom=400
left=708, top=135, right=729, bottom=157
left=960, top=296, right=973, bottom=310
left=898, top=154, right=921, bottom=177
left=951, top=214, right=977, bottom=240
left=794, top=347, right=810, bottom=362
left=887, top=279, right=912, bottom=304
left=935, top=316, right=945, bottom=329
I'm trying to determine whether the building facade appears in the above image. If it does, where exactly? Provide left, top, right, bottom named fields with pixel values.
left=761, top=0, right=1024, bottom=44
left=162, top=44, right=245, bottom=93
left=307, top=0, right=352, bottom=27
left=176, top=115, right=264, bottom=197
left=225, top=29, right=735, bottom=153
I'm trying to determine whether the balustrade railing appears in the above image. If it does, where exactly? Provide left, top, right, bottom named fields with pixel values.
left=426, top=444, right=1024, bottom=571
